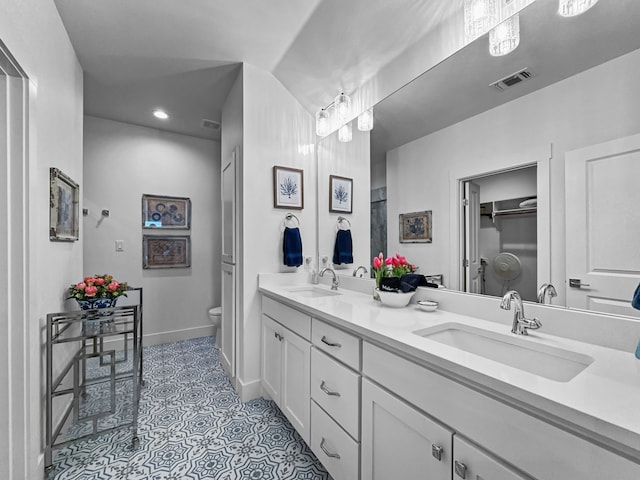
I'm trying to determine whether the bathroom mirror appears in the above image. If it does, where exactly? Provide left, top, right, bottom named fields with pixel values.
left=316, top=0, right=640, bottom=317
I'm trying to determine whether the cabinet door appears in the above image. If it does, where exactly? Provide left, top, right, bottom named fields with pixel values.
left=261, top=315, right=282, bottom=404
left=281, top=327, right=311, bottom=444
left=221, top=148, right=236, bottom=264
left=361, top=378, right=452, bottom=480
left=453, top=436, right=529, bottom=480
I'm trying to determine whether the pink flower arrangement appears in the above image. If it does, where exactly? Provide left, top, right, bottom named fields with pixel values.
left=68, top=274, right=128, bottom=300
left=372, top=252, right=417, bottom=287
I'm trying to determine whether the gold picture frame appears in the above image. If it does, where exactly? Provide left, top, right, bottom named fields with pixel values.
left=399, top=210, right=432, bottom=243
left=142, top=235, right=191, bottom=269
left=49, top=167, right=79, bottom=242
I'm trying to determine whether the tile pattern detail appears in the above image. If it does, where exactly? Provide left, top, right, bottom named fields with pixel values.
left=50, top=336, right=329, bottom=479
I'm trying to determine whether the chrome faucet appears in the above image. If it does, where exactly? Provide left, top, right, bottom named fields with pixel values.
left=537, top=283, right=557, bottom=304
left=500, top=290, right=542, bottom=335
left=319, top=267, right=339, bottom=290
left=352, top=266, right=368, bottom=277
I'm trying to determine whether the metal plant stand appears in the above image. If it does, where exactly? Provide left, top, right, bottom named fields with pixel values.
left=44, top=288, right=143, bottom=473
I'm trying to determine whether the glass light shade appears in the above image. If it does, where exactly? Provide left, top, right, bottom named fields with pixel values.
left=338, top=122, right=352, bottom=143
left=489, top=14, right=520, bottom=56
left=315, top=109, right=329, bottom=137
left=357, top=109, right=374, bottom=131
left=558, top=0, right=598, bottom=17
left=334, top=92, right=351, bottom=123
left=153, top=109, right=169, bottom=120
left=464, top=0, right=498, bottom=40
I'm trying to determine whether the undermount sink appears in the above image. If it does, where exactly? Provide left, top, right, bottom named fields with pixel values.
left=284, top=286, right=342, bottom=298
left=413, top=323, right=594, bottom=382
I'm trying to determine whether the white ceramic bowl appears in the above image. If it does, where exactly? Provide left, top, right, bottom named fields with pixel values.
left=375, top=289, right=415, bottom=308
left=417, top=300, right=439, bottom=312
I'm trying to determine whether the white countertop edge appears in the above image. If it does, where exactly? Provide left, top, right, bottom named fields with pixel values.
left=258, top=281, right=640, bottom=461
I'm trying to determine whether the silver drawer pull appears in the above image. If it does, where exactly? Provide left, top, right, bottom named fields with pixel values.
left=320, top=438, right=341, bottom=459
left=431, top=444, right=443, bottom=461
left=321, top=336, right=342, bottom=348
left=320, top=381, right=341, bottom=397
left=454, top=460, right=467, bottom=479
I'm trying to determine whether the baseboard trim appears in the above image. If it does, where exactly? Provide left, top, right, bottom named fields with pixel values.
left=236, top=377, right=262, bottom=402
left=101, top=325, right=214, bottom=349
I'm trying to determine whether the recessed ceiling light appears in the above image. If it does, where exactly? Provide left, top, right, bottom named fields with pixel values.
left=153, top=109, right=169, bottom=120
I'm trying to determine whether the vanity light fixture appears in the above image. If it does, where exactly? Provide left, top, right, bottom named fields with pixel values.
left=464, top=0, right=498, bottom=40
left=558, top=0, right=599, bottom=17
left=489, top=13, right=520, bottom=56
left=334, top=92, right=351, bottom=123
left=315, top=109, right=329, bottom=137
left=338, top=122, right=352, bottom=143
left=357, top=108, right=374, bottom=131
left=153, top=109, right=169, bottom=120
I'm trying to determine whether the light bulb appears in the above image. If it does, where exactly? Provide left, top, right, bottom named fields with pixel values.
left=489, top=14, right=520, bottom=56
left=558, top=0, right=599, bottom=17
left=334, top=92, right=351, bottom=123
left=315, top=109, right=329, bottom=137
left=338, top=122, right=352, bottom=143
left=357, top=109, right=374, bottom=131
left=153, top=109, right=169, bottom=120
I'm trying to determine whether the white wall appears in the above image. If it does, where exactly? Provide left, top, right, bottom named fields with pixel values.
left=318, top=127, right=371, bottom=274
left=238, top=63, right=315, bottom=399
left=0, top=1, right=84, bottom=477
left=387, top=47, right=640, bottom=303
left=83, top=116, right=221, bottom=344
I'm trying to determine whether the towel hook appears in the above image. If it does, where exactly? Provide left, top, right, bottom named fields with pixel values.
left=283, top=213, right=300, bottom=230
left=337, top=216, right=351, bottom=230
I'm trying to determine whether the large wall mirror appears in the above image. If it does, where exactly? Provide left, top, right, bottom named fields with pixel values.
left=316, top=0, right=640, bottom=318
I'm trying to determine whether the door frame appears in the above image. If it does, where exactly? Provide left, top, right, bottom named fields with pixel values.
left=455, top=160, right=550, bottom=294
left=0, top=39, right=30, bottom=479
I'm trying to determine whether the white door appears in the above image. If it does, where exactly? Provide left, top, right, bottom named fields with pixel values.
left=261, top=315, right=282, bottom=403
left=453, top=436, right=529, bottom=480
left=280, top=328, right=311, bottom=444
left=221, top=263, right=236, bottom=376
left=565, top=134, right=640, bottom=317
left=221, top=148, right=236, bottom=264
left=361, top=378, right=452, bottom=480
left=464, top=181, right=481, bottom=293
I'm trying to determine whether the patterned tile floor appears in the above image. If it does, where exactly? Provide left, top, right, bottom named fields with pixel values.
left=49, top=336, right=330, bottom=479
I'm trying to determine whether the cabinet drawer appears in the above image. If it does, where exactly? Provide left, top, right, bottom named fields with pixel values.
left=311, top=401, right=359, bottom=480
left=311, top=348, right=360, bottom=439
left=262, top=296, right=311, bottom=340
left=312, top=318, right=361, bottom=370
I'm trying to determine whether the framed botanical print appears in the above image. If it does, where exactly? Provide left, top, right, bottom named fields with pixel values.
left=399, top=210, right=432, bottom=243
left=273, top=166, right=304, bottom=209
left=329, top=175, right=352, bottom=213
left=142, top=194, right=191, bottom=229
left=50, top=167, right=79, bottom=241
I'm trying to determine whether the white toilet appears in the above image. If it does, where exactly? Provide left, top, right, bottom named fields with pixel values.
left=208, top=306, right=222, bottom=347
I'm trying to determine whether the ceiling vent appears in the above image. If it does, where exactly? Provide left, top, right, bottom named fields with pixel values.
left=201, top=119, right=221, bottom=131
left=489, top=68, right=534, bottom=91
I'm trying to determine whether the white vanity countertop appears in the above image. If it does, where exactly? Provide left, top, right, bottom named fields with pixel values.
left=258, top=280, right=640, bottom=459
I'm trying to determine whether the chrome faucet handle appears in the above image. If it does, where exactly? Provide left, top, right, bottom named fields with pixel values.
left=319, top=267, right=339, bottom=290
left=352, top=266, right=368, bottom=277
left=537, top=283, right=558, bottom=304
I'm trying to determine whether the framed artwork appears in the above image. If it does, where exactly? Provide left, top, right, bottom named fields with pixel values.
left=142, top=194, right=191, bottom=229
left=50, top=167, right=79, bottom=242
left=143, top=235, right=191, bottom=269
left=329, top=175, right=353, bottom=213
left=273, top=166, right=304, bottom=210
left=399, top=210, right=432, bottom=243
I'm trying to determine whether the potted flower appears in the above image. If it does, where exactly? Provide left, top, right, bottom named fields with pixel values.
left=68, top=274, right=128, bottom=310
left=372, top=253, right=417, bottom=305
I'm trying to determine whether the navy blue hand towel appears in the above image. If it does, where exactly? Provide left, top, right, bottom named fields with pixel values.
left=332, top=229, right=353, bottom=265
left=283, top=227, right=303, bottom=267
left=632, top=282, right=640, bottom=310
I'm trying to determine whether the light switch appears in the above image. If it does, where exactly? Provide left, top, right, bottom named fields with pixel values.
left=115, top=240, right=124, bottom=252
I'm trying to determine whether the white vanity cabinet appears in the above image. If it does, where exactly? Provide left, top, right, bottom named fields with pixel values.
left=310, top=318, right=362, bottom=480
left=453, top=436, right=529, bottom=480
left=361, top=378, right=452, bottom=480
left=261, top=298, right=311, bottom=444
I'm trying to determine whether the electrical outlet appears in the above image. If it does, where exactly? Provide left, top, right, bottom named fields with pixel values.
left=115, top=240, right=124, bottom=252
